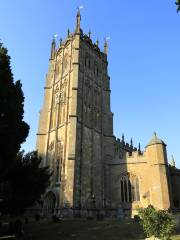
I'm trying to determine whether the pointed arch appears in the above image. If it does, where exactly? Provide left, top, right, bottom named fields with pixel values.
left=43, top=191, right=57, bottom=214
left=120, top=172, right=140, bottom=203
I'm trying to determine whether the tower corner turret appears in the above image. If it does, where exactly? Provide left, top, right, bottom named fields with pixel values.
left=50, top=37, right=56, bottom=60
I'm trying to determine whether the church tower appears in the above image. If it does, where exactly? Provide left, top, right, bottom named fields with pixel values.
left=36, top=11, right=114, bottom=213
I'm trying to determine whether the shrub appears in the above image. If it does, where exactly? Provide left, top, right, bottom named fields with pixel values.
left=138, top=205, right=175, bottom=240
left=134, top=214, right=141, bottom=222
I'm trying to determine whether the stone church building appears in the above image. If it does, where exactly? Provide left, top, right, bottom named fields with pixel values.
left=36, top=11, right=180, bottom=217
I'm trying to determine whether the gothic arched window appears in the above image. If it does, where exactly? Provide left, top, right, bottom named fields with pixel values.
left=55, top=63, right=61, bottom=78
left=51, top=108, right=57, bottom=129
left=128, top=180, right=132, bottom=202
left=63, top=53, right=69, bottom=75
left=121, top=180, right=124, bottom=202
left=120, top=174, right=140, bottom=203
left=120, top=176, right=130, bottom=203
left=55, top=141, right=63, bottom=183
left=85, top=54, right=90, bottom=69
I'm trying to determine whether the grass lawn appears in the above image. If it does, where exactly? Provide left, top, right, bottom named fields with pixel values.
left=23, top=219, right=145, bottom=240
left=22, top=218, right=180, bottom=240
left=1, top=218, right=180, bottom=240
left=172, top=236, right=180, bottom=240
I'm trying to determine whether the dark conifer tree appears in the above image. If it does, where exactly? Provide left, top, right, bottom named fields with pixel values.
left=2, top=151, right=51, bottom=214
left=0, top=43, right=29, bottom=182
left=176, top=0, right=180, bottom=12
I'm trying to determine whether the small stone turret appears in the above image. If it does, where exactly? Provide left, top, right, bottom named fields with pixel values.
left=145, top=132, right=170, bottom=209
left=146, top=132, right=166, bottom=147
left=104, top=39, right=108, bottom=55
left=145, top=132, right=168, bottom=165
left=50, top=37, right=56, bottom=60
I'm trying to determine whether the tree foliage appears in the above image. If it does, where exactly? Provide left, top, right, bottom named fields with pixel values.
left=1, top=151, right=51, bottom=214
left=138, top=205, right=175, bottom=240
left=0, top=43, right=29, bottom=182
left=176, top=0, right=180, bottom=12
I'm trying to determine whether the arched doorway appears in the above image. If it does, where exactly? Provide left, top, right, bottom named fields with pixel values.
left=43, top=191, right=56, bottom=214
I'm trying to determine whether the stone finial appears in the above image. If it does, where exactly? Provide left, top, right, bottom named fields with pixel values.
left=96, top=39, right=99, bottom=46
left=50, top=37, right=56, bottom=60
left=76, top=8, right=81, bottom=33
left=122, top=133, right=125, bottom=142
left=153, top=132, right=157, bottom=138
left=59, top=38, right=62, bottom=47
left=170, top=155, right=175, bottom=167
left=67, top=28, right=70, bottom=38
left=146, top=132, right=166, bottom=148
left=138, top=143, right=141, bottom=153
left=88, top=30, right=91, bottom=38
left=104, top=38, right=108, bottom=55
left=130, top=138, right=133, bottom=147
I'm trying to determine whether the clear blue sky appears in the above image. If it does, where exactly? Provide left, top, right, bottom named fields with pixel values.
left=0, top=1, right=180, bottom=166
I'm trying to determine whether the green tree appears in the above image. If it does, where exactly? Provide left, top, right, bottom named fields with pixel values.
left=138, top=205, right=175, bottom=240
left=176, top=0, right=180, bottom=12
left=1, top=151, right=51, bottom=214
left=0, top=43, right=29, bottom=182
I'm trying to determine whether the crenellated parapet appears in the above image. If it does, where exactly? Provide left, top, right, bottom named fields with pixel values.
left=50, top=13, right=108, bottom=64
left=125, top=149, right=146, bottom=163
left=53, top=30, right=107, bottom=62
left=114, top=135, right=140, bottom=154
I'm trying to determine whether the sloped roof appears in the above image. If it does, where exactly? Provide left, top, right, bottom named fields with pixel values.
left=146, top=132, right=166, bottom=147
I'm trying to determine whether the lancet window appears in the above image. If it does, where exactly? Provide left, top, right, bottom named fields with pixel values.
left=55, top=61, right=61, bottom=78
left=94, top=62, right=99, bottom=76
left=85, top=54, right=90, bottom=69
left=55, top=141, right=63, bottom=183
left=62, top=53, right=69, bottom=75
left=120, top=174, right=140, bottom=203
left=58, top=88, right=66, bottom=125
left=50, top=86, right=60, bottom=129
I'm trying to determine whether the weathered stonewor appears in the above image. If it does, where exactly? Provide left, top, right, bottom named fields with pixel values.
left=36, top=10, right=180, bottom=218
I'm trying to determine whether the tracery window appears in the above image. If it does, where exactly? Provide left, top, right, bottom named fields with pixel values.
left=50, top=90, right=59, bottom=129
left=131, top=177, right=140, bottom=201
left=85, top=54, right=90, bottom=69
left=55, top=62, right=61, bottom=78
left=55, top=141, right=63, bottom=183
left=94, top=62, right=98, bottom=76
left=120, top=174, right=140, bottom=203
left=47, top=141, right=54, bottom=166
left=58, top=87, right=66, bottom=125
left=63, top=53, right=69, bottom=75
left=50, top=107, right=57, bottom=129
left=51, top=109, right=56, bottom=129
